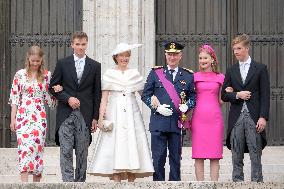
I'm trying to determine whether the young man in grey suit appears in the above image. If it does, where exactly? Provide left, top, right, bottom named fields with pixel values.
left=49, top=31, right=101, bottom=182
left=221, top=34, right=270, bottom=182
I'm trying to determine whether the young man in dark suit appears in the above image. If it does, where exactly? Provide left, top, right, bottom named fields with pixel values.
left=49, top=31, right=101, bottom=182
left=221, top=34, right=270, bottom=182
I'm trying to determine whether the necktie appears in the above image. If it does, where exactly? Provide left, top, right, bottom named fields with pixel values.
left=76, top=59, right=84, bottom=83
left=240, top=62, right=248, bottom=83
left=169, top=69, right=175, bottom=83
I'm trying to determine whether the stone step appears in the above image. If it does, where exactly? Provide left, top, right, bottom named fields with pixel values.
left=1, top=173, right=283, bottom=183
left=0, top=182, right=284, bottom=189
left=0, top=146, right=283, bottom=183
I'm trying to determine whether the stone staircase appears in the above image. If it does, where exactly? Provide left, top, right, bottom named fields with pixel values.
left=1, top=182, right=284, bottom=189
left=0, top=141, right=283, bottom=188
left=1, top=146, right=284, bottom=183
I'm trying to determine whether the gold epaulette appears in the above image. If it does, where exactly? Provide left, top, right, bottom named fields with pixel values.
left=152, top=66, right=163, bottom=70
left=182, top=67, right=194, bottom=73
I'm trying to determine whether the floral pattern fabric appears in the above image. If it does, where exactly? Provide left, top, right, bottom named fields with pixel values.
left=9, top=69, right=56, bottom=175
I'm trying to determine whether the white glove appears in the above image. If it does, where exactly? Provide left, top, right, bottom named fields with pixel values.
left=179, top=104, right=188, bottom=113
left=156, top=104, right=173, bottom=116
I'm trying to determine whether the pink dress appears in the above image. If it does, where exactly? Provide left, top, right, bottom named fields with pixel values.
left=191, top=72, right=225, bottom=159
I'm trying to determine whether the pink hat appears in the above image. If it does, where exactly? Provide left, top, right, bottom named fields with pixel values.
left=199, top=44, right=218, bottom=65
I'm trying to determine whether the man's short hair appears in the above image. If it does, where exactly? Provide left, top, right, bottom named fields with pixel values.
left=72, top=31, right=88, bottom=42
left=232, top=34, right=250, bottom=47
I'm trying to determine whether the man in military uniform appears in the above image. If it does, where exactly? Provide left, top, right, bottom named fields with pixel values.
left=142, top=41, right=196, bottom=181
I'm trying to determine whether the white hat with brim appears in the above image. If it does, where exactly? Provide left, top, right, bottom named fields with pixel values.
left=111, top=43, right=142, bottom=56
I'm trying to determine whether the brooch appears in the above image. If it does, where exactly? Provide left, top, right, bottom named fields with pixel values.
left=180, top=80, right=186, bottom=85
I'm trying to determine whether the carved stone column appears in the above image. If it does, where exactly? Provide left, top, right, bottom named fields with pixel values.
left=83, top=0, right=155, bottom=74
left=97, top=0, right=154, bottom=75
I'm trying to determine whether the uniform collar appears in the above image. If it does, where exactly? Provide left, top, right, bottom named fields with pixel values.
left=167, top=65, right=178, bottom=73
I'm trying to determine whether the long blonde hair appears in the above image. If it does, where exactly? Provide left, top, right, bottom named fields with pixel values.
left=24, top=45, right=45, bottom=83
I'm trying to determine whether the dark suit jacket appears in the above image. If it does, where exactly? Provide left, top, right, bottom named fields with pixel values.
left=221, top=60, right=270, bottom=151
left=141, top=66, right=196, bottom=134
left=49, top=55, right=101, bottom=145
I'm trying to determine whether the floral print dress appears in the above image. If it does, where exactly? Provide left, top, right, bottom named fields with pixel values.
left=9, top=69, right=56, bottom=175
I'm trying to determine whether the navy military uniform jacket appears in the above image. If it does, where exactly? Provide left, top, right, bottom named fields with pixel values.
left=142, top=66, right=196, bottom=134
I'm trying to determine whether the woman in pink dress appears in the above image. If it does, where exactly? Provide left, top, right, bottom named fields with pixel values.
left=191, top=44, right=227, bottom=181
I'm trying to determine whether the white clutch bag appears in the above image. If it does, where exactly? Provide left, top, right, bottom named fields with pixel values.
left=102, top=120, right=113, bottom=132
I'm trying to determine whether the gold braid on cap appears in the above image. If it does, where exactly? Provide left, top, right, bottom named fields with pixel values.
left=169, top=43, right=176, bottom=50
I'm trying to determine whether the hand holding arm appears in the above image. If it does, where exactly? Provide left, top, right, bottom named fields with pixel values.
left=236, top=91, right=251, bottom=100
left=52, top=85, right=63, bottom=93
left=219, top=87, right=233, bottom=104
left=225, top=87, right=234, bottom=92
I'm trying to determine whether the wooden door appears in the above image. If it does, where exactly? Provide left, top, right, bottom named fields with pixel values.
left=1, top=0, right=83, bottom=147
left=237, top=0, right=284, bottom=145
left=155, top=0, right=284, bottom=146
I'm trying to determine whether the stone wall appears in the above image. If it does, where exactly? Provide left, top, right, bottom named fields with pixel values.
left=83, top=0, right=155, bottom=74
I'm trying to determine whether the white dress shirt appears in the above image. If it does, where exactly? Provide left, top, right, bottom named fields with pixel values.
left=239, top=56, right=251, bottom=83
left=167, top=65, right=178, bottom=81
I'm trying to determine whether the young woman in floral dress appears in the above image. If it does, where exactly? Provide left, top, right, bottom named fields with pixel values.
left=9, top=46, right=61, bottom=182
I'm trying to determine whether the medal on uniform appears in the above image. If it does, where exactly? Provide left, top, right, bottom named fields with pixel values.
left=180, top=91, right=187, bottom=123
